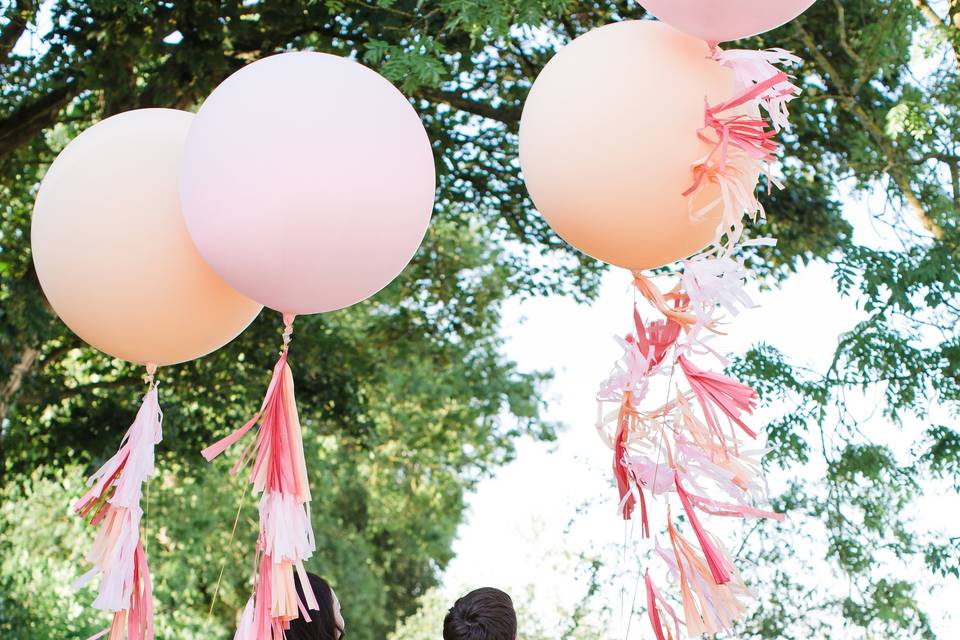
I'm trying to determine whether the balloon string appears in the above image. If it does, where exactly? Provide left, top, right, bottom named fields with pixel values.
left=142, top=362, right=158, bottom=557
left=207, top=479, right=251, bottom=618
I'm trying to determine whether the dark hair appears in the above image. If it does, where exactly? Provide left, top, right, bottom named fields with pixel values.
left=285, top=572, right=343, bottom=640
left=443, top=587, right=517, bottom=640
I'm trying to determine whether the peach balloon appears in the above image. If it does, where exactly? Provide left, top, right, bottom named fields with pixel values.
left=519, top=21, right=758, bottom=271
left=640, top=0, right=817, bottom=43
left=31, top=109, right=262, bottom=366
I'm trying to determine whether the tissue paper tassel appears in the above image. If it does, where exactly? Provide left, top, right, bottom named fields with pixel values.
left=74, top=386, right=162, bottom=640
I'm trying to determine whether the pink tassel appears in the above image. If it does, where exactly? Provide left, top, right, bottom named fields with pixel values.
left=675, top=471, right=731, bottom=585
left=699, top=72, right=788, bottom=169
left=634, top=308, right=681, bottom=368
left=613, top=393, right=649, bottom=535
left=713, top=47, right=802, bottom=132
left=677, top=355, right=758, bottom=439
left=203, top=315, right=318, bottom=636
left=667, top=519, right=750, bottom=635
left=646, top=569, right=682, bottom=640
left=75, top=381, right=161, bottom=640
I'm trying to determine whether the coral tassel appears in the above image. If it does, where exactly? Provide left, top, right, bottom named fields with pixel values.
left=613, top=392, right=649, bottom=535
left=646, top=569, right=681, bottom=640
left=678, top=355, right=758, bottom=439
left=675, top=471, right=730, bottom=585
left=203, top=316, right=317, bottom=637
left=634, top=308, right=681, bottom=368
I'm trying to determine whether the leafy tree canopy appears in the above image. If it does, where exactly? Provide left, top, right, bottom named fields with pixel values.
left=0, top=0, right=957, bottom=638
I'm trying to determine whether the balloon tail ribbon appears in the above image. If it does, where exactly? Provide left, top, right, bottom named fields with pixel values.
left=74, top=364, right=161, bottom=640
left=202, top=314, right=319, bottom=636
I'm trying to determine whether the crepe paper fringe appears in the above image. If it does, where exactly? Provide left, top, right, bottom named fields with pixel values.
left=699, top=72, right=789, bottom=169
left=646, top=570, right=682, bottom=640
left=661, top=520, right=752, bottom=636
left=677, top=354, right=758, bottom=440
left=595, top=41, right=802, bottom=640
left=685, top=152, right=766, bottom=253
left=596, top=265, right=783, bottom=638
left=74, top=368, right=162, bottom=640
left=203, top=314, right=319, bottom=637
left=713, top=47, right=802, bottom=132
left=684, top=48, right=801, bottom=254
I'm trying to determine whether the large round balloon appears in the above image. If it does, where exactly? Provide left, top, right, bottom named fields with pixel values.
left=179, top=52, right=436, bottom=315
left=31, top=109, right=262, bottom=366
left=640, top=0, right=817, bottom=43
left=520, top=21, right=756, bottom=271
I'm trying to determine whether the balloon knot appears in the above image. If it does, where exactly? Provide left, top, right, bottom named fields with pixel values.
left=281, top=313, right=296, bottom=352
left=144, top=363, right=158, bottom=386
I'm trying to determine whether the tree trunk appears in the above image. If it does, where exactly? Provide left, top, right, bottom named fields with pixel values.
left=0, top=346, right=40, bottom=485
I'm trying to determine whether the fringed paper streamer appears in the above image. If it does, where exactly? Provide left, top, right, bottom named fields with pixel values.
left=598, top=38, right=802, bottom=640
left=645, top=570, right=682, bottom=640
left=613, top=392, right=643, bottom=525
left=697, top=72, right=788, bottom=171
left=681, top=255, right=755, bottom=329
left=677, top=355, right=758, bottom=439
left=675, top=471, right=730, bottom=585
left=662, top=519, right=752, bottom=636
left=599, top=308, right=685, bottom=532
left=202, top=314, right=319, bottom=637
left=685, top=153, right=766, bottom=254
left=634, top=308, right=681, bottom=369
left=685, top=52, right=799, bottom=250
left=74, top=365, right=162, bottom=640
left=713, top=47, right=802, bottom=132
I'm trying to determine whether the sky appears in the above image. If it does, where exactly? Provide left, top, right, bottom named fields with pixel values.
left=437, top=193, right=960, bottom=638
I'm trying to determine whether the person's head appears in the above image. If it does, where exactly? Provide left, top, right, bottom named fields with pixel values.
left=285, top=572, right=345, bottom=640
left=442, top=587, right=517, bottom=640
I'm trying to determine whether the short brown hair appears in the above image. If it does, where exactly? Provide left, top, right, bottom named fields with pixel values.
left=443, top=587, right=517, bottom=640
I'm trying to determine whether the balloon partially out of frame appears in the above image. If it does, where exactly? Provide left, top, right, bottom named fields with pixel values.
left=639, top=0, right=818, bottom=43
left=519, top=21, right=758, bottom=271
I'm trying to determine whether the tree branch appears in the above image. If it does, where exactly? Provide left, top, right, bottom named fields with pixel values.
left=0, top=0, right=32, bottom=67
left=913, top=0, right=960, bottom=68
left=793, top=22, right=943, bottom=237
left=0, top=80, right=78, bottom=163
left=414, top=85, right=522, bottom=125
left=0, top=346, right=40, bottom=484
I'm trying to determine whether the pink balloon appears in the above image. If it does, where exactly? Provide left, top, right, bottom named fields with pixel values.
left=180, top=52, right=435, bottom=315
left=640, top=0, right=817, bottom=42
